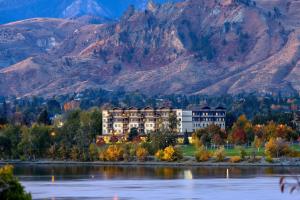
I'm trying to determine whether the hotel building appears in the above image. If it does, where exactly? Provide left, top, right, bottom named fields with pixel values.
left=102, top=106, right=226, bottom=135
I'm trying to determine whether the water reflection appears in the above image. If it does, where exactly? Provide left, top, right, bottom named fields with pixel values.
left=11, top=165, right=300, bottom=200
left=226, top=168, right=229, bottom=179
left=11, top=165, right=300, bottom=181
left=184, top=170, right=193, bottom=180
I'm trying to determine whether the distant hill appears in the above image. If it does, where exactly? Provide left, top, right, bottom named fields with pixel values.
left=0, top=0, right=179, bottom=24
left=1, top=0, right=300, bottom=97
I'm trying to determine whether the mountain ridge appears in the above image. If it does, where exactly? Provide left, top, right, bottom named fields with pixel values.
left=1, top=0, right=300, bottom=97
left=0, top=0, right=179, bottom=24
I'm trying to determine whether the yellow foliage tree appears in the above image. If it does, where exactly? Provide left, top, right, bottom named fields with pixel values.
left=195, top=145, right=211, bottom=162
left=265, top=138, right=290, bottom=158
left=213, top=146, right=226, bottom=162
left=136, top=147, right=149, bottom=161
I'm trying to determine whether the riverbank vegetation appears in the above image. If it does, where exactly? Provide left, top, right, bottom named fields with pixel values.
left=0, top=93, right=300, bottom=164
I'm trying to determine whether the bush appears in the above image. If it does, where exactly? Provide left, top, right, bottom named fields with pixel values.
left=230, top=156, right=242, bottom=163
left=0, top=165, right=32, bottom=200
left=195, top=146, right=211, bottom=162
left=109, top=135, right=119, bottom=143
left=100, top=145, right=124, bottom=161
left=98, top=148, right=106, bottom=161
left=121, top=143, right=136, bottom=161
left=213, top=146, right=226, bottom=162
left=140, top=142, right=155, bottom=155
left=192, top=133, right=203, bottom=148
left=265, top=155, right=273, bottom=163
left=236, top=146, right=247, bottom=160
left=155, top=150, right=164, bottom=161
left=288, top=150, right=300, bottom=158
left=265, top=138, right=290, bottom=158
left=96, top=137, right=106, bottom=146
left=155, top=146, right=183, bottom=162
left=136, top=147, right=149, bottom=161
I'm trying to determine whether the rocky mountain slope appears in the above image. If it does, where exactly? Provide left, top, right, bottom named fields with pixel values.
left=1, top=0, right=300, bottom=97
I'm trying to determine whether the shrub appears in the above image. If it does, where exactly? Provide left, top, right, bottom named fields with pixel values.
left=214, top=146, right=226, bottom=162
left=236, top=146, right=247, bottom=160
left=109, top=135, right=119, bottom=143
left=140, top=142, right=155, bottom=155
left=195, top=146, right=211, bottom=162
left=96, top=137, right=106, bottom=146
left=155, top=146, right=183, bottom=162
left=121, top=143, right=136, bottom=161
left=155, top=150, right=164, bottom=161
left=163, top=146, right=176, bottom=161
left=101, top=145, right=124, bottom=161
left=192, top=133, right=203, bottom=148
left=136, top=147, right=149, bottom=161
left=98, top=148, right=106, bottom=161
left=288, top=150, right=300, bottom=158
left=265, top=155, right=273, bottom=163
left=265, top=138, right=290, bottom=158
left=230, top=156, right=242, bottom=163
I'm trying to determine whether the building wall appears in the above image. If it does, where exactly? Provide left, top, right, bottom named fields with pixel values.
left=102, top=107, right=226, bottom=135
left=192, top=107, right=226, bottom=131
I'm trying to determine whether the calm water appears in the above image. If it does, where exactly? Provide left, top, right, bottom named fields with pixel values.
left=10, top=165, right=300, bottom=200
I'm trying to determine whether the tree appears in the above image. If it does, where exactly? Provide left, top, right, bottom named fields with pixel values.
left=265, top=138, right=290, bottom=158
left=37, top=109, right=51, bottom=125
left=90, top=108, right=102, bottom=137
left=230, top=115, right=253, bottom=144
left=183, top=130, right=189, bottom=145
left=194, top=124, right=225, bottom=146
left=128, top=127, right=138, bottom=141
left=168, top=113, right=179, bottom=133
left=46, top=99, right=61, bottom=115
left=89, top=143, right=98, bottom=161
left=253, top=136, right=262, bottom=152
left=225, top=112, right=237, bottom=131
left=29, top=125, right=51, bottom=158
left=0, top=135, right=11, bottom=159
left=150, top=129, right=177, bottom=152
left=0, top=165, right=32, bottom=200
left=1, top=125, right=22, bottom=158
left=263, top=121, right=277, bottom=141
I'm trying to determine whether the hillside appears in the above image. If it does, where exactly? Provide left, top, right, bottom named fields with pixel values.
left=0, top=0, right=300, bottom=97
left=0, top=0, right=178, bottom=24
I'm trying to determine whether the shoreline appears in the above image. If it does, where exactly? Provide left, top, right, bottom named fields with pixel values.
left=1, top=160, right=300, bottom=167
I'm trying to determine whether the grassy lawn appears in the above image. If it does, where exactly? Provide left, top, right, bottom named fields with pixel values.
left=180, top=144, right=300, bottom=157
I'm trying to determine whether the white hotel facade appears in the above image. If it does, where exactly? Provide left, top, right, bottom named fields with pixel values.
left=102, top=106, right=226, bottom=135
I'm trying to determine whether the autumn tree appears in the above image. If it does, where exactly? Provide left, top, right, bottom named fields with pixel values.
left=230, top=115, right=253, bottom=145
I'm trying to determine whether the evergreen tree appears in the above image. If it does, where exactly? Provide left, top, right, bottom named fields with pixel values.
left=37, top=109, right=51, bottom=125
left=183, top=130, right=190, bottom=145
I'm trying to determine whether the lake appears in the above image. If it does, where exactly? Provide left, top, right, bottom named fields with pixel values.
left=12, top=165, right=300, bottom=200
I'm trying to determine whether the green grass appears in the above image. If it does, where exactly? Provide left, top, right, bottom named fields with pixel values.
left=180, top=144, right=300, bottom=157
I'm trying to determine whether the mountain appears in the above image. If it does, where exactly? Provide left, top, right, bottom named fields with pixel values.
left=0, top=0, right=179, bottom=24
left=1, top=0, right=300, bottom=97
